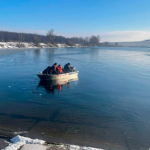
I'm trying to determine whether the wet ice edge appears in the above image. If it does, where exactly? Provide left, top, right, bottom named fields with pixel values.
left=3, top=135, right=104, bottom=150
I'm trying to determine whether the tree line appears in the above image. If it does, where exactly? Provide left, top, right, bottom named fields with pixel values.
left=0, top=30, right=100, bottom=46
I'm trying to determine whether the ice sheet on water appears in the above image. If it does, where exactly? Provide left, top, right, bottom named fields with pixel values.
left=65, top=144, right=104, bottom=150
left=11, top=135, right=45, bottom=144
left=3, top=135, right=45, bottom=150
left=3, top=135, right=104, bottom=150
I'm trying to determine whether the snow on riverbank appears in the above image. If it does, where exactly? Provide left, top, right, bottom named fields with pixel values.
left=0, top=42, right=83, bottom=49
left=3, top=135, right=104, bottom=150
left=3, top=135, right=45, bottom=150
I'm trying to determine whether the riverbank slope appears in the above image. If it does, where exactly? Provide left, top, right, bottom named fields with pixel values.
left=0, top=42, right=84, bottom=49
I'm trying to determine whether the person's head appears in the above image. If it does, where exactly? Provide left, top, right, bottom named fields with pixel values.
left=58, top=64, right=61, bottom=67
left=54, top=63, right=57, bottom=66
left=67, top=63, right=70, bottom=67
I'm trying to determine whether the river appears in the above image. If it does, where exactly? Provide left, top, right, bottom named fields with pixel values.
left=0, top=47, right=150, bottom=149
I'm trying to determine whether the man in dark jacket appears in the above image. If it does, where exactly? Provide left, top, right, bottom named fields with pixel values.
left=64, top=63, right=73, bottom=73
left=51, top=63, right=58, bottom=74
left=43, top=63, right=58, bottom=74
left=43, top=66, right=51, bottom=74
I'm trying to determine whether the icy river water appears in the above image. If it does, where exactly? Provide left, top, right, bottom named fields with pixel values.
left=0, top=47, right=150, bottom=149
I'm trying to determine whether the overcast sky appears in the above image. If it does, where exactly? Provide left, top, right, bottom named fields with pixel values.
left=1, top=0, right=150, bottom=42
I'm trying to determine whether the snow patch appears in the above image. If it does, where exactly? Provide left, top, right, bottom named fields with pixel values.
left=3, top=135, right=104, bottom=150
left=11, top=135, right=45, bottom=144
left=65, top=145, right=104, bottom=150
left=3, top=135, right=45, bottom=150
left=20, top=144, right=47, bottom=150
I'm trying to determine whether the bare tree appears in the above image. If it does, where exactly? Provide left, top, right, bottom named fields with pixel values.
left=34, top=34, right=41, bottom=46
left=0, top=31, right=102, bottom=47
left=47, top=29, right=55, bottom=44
left=89, top=35, right=99, bottom=46
left=17, top=33, right=25, bottom=48
left=66, top=40, right=75, bottom=46
left=97, top=35, right=100, bottom=43
left=84, top=37, right=89, bottom=42
left=0, top=32, right=4, bottom=42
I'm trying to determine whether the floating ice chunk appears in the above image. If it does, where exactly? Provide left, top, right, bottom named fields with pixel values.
left=11, top=135, right=45, bottom=144
left=14, top=131, right=28, bottom=135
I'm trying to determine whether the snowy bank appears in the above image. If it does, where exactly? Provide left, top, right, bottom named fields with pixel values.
left=3, top=135, right=104, bottom=150
left=0, top=42, right=84, bottom=49
left=3, top=135, right=45, bottom=150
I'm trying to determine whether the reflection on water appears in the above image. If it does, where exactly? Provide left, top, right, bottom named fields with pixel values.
left=38, top=77, right=78, bottom=93
left=33, top=49, right=41, bottom=57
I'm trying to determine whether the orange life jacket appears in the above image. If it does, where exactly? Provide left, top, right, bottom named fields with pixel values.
left=57, top=66, right=62, bottom=73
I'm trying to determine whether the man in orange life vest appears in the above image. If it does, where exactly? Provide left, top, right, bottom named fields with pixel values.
left=57, top=64, right=63, bottom=74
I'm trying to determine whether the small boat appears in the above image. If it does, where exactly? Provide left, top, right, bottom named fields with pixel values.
left=37, top=71, right=79, bottom=80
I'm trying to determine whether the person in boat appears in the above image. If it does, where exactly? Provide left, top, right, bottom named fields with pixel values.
left=57, top=64, right=63, bottom=74
left=51, top=63, right=58, bottom=74
left=64, top=63, right=74, bottom=73
left=42, top=66, right=51, bottom=74
left=43, top=63, right=58, bottom=74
